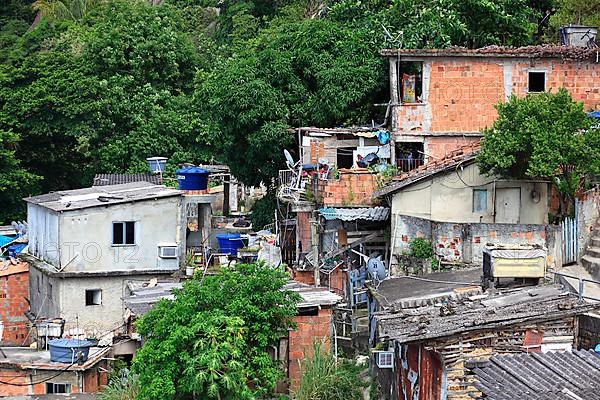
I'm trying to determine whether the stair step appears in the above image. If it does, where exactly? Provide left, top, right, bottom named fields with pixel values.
left=587, top=246, right=600, bottom=258
left=581, top=254, right=600, bottom=279
left=591, top=237, right=600, bottom=247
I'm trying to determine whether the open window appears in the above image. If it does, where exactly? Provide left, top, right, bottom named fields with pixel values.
left=528, top=72, right=546, bottom=93
left=399, top=61, right=423, bottom=103
left=336, top=147, right=355, bottom=169
left=396, top=142, right=424, bottom=172
left=113, top=221, right=135, bottom=245
left=85, top=289, right=102, bottom=306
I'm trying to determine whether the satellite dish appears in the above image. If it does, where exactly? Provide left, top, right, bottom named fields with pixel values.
left=283, top=149, right=295, bottom=169
left=367, top=256, right=387, bottom=281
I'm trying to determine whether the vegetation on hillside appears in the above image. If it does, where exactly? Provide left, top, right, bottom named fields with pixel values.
left=0, top=0, right=599, bottom=223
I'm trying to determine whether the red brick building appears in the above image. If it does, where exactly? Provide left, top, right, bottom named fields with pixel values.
left=0, top=261, right=31, bottom=345
left=283, top=282, right=341, bottom=391
left=383, top=46, right=600, bottom=164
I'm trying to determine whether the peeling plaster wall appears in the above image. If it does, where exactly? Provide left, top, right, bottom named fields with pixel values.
left=391, top=214, right=557, bottom=266
left=576, top=187, right=600, bottom=257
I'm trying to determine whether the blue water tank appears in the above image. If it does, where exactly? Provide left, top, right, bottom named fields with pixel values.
left=48, top=339, right=94, bottom=363
left=176, top=167, right=209, bottom=190
left=216, top=233, right=244, bottom=255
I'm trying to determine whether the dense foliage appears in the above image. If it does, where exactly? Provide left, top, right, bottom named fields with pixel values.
left=477, top=88, right=600, bottom=216
left=1, top=0, right=598, bottom=222
left=133, top=263, right=300, bottom=399
left=293, top=341, right=367, bottom=400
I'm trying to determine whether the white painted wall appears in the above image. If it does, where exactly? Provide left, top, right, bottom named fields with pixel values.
left=50, top=197, right=183, bottom=273
left=27, top=204, right=60, bottom=265
left=391, top=163, right=549, bottom=225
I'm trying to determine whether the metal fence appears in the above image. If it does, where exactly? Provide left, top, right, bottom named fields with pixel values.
left=561, top=216, right=578, bottom=265
left=555, top=272, right=600, bottom=302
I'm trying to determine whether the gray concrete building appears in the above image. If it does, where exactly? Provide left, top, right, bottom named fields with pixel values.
left=22, top=182, right=185, bottom=337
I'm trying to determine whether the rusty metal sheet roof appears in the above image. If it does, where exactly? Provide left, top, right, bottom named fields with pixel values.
left=469, top=350, right=600, bottom=400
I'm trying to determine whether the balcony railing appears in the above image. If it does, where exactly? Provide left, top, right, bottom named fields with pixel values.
left=396, top=157, right=425, bottom=173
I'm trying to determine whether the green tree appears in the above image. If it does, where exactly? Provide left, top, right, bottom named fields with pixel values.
left=133, top=263, right=300, bottom=400
left=550, top=0, right=600, bottom=34
left=477, top=88, right=599, bottom=216
left=0, top=130, right=40, bottom=224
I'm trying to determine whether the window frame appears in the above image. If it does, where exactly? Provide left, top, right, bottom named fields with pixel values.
left=85, top=289, right=102, bottom=306
left=527, top=71, right=546, bottom=93
left=473, top=188, right=488, bottom=213
left=112, top=221, right=135, bottom=246
left=45, top=382, right=71, bottom=394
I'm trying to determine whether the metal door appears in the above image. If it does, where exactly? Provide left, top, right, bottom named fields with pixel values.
left=495, top=188, right=521, bottom=223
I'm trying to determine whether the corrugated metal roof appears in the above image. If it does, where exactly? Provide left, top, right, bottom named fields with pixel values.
left=375, top=285, right=597, bottom=344
left=319, top=207, right=390, bottom=221
left=470, top=350, right=600, bottom=400
left=92, top=173, right=161, bottom=186
left=24, top=182, right=181, bottom=212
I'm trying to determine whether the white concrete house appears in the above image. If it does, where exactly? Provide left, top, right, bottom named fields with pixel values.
left=22, top=182, right=184, bottom=336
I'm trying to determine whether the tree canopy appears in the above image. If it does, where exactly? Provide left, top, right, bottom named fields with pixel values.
left=477, top=88, right=600, bottom=215
left=132, top=263, right=300, bottom=400
left=0, top=0, right=596, bottom=222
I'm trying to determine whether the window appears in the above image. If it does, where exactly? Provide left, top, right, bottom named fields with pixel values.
left=46, top=383, right=70, bottom=394
left=336, top=147, right=355, bottom=169
left=528, top=72, right=545, bottom=93
left=473, top=189, right=488, bottom=213
left=399, top=61, right=423, bottom=103
left=85, top=289, right=102, bottom=306
left=396, top=142, right=425, bottom=172
left=113, top=221, right=135, bottom=245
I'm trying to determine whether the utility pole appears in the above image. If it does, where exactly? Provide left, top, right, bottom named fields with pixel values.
left=311, top=216, right=320, bottom=286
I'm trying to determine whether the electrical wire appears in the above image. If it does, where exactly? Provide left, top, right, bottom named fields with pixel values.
left=0, top=362, right=75, bottom=386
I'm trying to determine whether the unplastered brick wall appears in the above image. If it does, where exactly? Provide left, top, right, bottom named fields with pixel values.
left=288, top=308, right=332, bottom=390
left=393, top=58, right=600, bottom=136
left=0, top=262, right=30, bottom=345
left=392, top=214, right=557, bottom=267
left=319, top=169, right=377, bottom=207
left=425, top=136, right=481, bottom=161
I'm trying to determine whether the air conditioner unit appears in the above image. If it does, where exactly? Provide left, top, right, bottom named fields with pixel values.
left=374, top=351, right=394, bottom=369
left=158, top=245, right=178, bottom=259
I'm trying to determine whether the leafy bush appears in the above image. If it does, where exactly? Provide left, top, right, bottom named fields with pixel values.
left=97, top=368, right=139, bottom=400
left=409, top=237, right=434, bottom=259
left=293, top=341, right=367, bottom=400
left=133, top=263, right=300, bottom=400
left=251, top=191, right=277, bottom=230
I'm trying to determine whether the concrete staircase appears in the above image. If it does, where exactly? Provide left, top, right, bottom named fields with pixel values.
left=582, top=221, right=600, bottom=280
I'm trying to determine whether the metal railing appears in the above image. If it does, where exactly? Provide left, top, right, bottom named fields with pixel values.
left=554, top=271, right=600, bottom=302
left=396, top=157, right=425, bottom=172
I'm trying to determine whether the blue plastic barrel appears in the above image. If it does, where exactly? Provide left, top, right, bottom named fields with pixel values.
left=48, top=339, right=94, bottom=363
left=216, top=233, right=244, bottom=255
left=176, top=167, right=209, bottom=190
